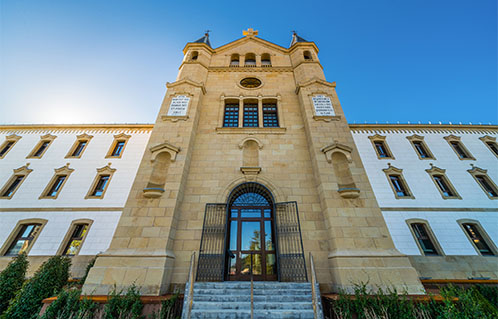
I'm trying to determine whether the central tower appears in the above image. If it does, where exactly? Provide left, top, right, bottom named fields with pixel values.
left=83, top=30, right=424, bottom=295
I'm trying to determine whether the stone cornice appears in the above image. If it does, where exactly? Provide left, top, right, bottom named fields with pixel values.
left=166, top=79, right=207, bottom=94
left=214, top=36, right=288, bottom=54
left=349, top=123, right=498, bottom=134
left=295, top=78, right=336, bottom=94
left=182, top=42, right=214, bottom=54
left=208, top=66, right=293, bottom=72
left=0, top=124, right=153, bottom=132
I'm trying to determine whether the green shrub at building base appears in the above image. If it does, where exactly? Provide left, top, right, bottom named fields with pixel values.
left=103, top=286, right=143, bottom=319
left=40, top=289, right=97, bottom=319
left=1, top=256, right=71, bottom=319
left=0, top=253, right=29, bottom=315
left=327, top=284, right=498, bottom=319
left=148, top=293, right=181, bottom=319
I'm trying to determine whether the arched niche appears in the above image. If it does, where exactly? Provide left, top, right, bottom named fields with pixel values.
left=143, top=142, right=180, bottom=198
left=321, top=142, right=359, bottom=198
left=239, top=138, right=263, bottom=175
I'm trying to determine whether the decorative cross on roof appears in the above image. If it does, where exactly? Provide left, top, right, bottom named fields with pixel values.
left=243, top=28, right=258, bottom=37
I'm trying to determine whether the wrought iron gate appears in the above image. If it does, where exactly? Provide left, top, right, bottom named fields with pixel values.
left=275, top=201, right=307, bottom=282
left=196, top=203, right=227, bottom=281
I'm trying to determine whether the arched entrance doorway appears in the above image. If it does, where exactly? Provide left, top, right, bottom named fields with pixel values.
left=196, top=182, right=307, bottom=282
left=226, top=182, right=277, bottom=281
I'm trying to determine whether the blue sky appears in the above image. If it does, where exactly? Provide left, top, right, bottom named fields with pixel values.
left=0, top=0, right=496, bottom=125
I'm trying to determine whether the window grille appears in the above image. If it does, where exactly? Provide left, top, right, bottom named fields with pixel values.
left=243, top=104, right=258, bottom=127
left=223, top=104, right=239, bottom=127
left=263, top=104, right=278, bottom=127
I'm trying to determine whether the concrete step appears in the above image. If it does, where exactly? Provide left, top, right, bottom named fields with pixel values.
left=193, top=288, right=312, bottom=296
left=195, top=282, right=311, bottom=290
left=253, top=310, right=315, bottom=319
left=190, top=310, right=315, bottom=319
left=192, top=301, right=251, bottom=310
left=188, top=281, right=318, bottom=319
left=190, top=310, right=250, bottom=319
left=194, top=294, right=312, bottom=302
left=192, top=301, right=312, bottom=311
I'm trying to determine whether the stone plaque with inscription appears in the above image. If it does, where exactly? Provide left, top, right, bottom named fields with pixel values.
left=312, top=95, right=335, bottom=116
left=167, top=95, right=190, bottom=116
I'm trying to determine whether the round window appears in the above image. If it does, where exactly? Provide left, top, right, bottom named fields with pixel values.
left=240, top=77, right=262, bottom=88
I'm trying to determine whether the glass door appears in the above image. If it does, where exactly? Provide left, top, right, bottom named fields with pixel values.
left=227, top=207, right=277, bottom=281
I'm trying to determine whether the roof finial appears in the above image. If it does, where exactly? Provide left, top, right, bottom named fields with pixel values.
left=243, top=28, right=258, bottom=37
left=205, top=30, right=210, bottom=37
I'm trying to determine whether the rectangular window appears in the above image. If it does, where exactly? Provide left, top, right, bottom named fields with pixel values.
left=223, top=104, right=239, bottom=127
left=62, top=224, right=89, bottom=256
left=389, top=175, right=409, bottom=197
left=450, top=141, right=470, bottom=159
left=433, top=175, right=455, bottom=197
left=243, top=104, right=258, bottom=127
left=0, top=142, right=14, bottom=157
left=111, top=141, right=125, bottom=157
left=263, top=104, right=279, bottom=127
left=475, top=175, right=498, bottom=197
left=91, top=175, right=110, bottom=197
left=71, top=141, right=87, bottom=157
left=413, top=141, right=429, bottom=158
left=462, top=224, right=494, bottom=256
left=5, top=224, right=42, bottom=256
left=2, top=176, right=25, bottom=197
left=33, top=141, right=50, bottom=157
left=486, top=142, right=498, bottom=157
left=374, top=141, right=390, bottom=158
left=411, top=223, right=439, bottom=256
left=45, top=175, right=67, bottom=197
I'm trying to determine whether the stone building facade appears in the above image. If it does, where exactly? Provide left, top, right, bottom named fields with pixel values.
left=0, top=30, right=496, bottom=297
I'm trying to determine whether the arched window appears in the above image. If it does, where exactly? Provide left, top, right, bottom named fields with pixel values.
left=226, top=182, right=276, bottom=281
left=458, top=220, right=496, bottom=256
left=406, top=219, right=443, bottom=256
left=261, top=53, right=271, bottom=67
left=230, top=54, right=240, bottom=67
left=245, top=53, right=256, bottom=66
left=190, top=51, right=199, bottom=61
left=303, top=51, right=313, bottom=61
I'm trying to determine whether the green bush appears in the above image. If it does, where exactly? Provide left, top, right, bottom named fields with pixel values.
left=0, top=253, right=29, bottom=315
left=328, top=284, right=498, bottom=319
left=476, top=284, right=498, bottom=309
left=103, top=286, right=143, bottom=319
left=40, top=289, right=97, bottom=319
left=1, top=256, right=71, bottom=319
left=149, top=293, right=181, bottom=319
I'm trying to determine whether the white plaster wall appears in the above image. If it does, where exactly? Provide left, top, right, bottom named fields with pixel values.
left=351, top=128, right=498, bottom=208
left=383, top=211, right=498, bottom=256
left=0, top=127, right=151, bottom=256
left=0, top=128, right=151, bottom=208
left=351, top=127, right=498, bottom=255
left=0, top=211, right=121, bottom=255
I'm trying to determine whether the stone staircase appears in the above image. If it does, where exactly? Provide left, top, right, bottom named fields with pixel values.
left=189, top=281, right=321, bottom=319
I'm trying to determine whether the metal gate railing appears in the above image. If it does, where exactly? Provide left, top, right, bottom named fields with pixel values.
left=196, top=203, right=227, bottom=282
left=275, top=201, right=307, bottom=282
